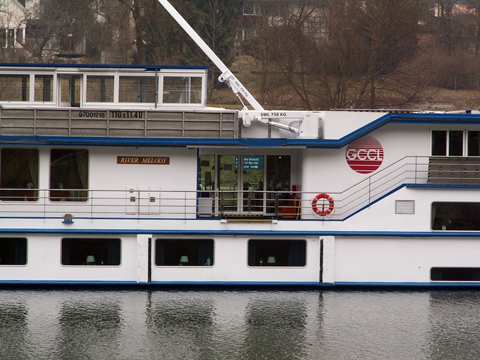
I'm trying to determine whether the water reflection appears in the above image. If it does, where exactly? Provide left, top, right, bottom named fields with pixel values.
left=57, top=298, right=123, bottom=359
left=146, top=292, right=215, bottom=359
left=0, top=301, right=28, bottom=360
left=428, top=292, right=480, bottom=360
left=1, top=289, right=480, bottom=359
left=244, top=296, right=309, bottom=359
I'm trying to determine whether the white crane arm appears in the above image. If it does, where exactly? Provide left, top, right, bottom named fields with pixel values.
left=157, top=0, right=264, bottom=111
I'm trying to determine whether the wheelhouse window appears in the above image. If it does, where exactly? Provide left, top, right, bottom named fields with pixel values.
left=163, top=77, right=202, bottom=104
left=34, top=75, right=53, bottom=102
left=248, top=239, right=306, bottom=267
left=468, top=131, right=480, bottom=156
left=155, top=239, right=214, bottom=266
left=50, top=149, right=88, bottom=202
left=0, top=75, right=29, bottom=101
left=0, top=149, right=38, bottom=201
left=432, top=202, right=480, bottom=230
left=61, top=238, right=121, bottom=266
left=0, top=238, right=27, bottom=265
left=119, top=76, right=155, bottom=103
left=86, top=76, right=114, bottom=103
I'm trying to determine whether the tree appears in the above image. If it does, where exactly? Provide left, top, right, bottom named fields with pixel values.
left=249, top=0, right=432, bottom=110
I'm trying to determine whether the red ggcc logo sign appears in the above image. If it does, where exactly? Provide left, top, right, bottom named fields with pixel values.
left=345, top=136, right=384, bottom=174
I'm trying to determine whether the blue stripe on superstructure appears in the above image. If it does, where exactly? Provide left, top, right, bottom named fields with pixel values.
left=0, top=62, right=208, bottom=70
left=0, top=228, right=479, bottom=237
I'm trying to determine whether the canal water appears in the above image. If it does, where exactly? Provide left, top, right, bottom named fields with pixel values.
left=0, top=289, right=479, bottom=360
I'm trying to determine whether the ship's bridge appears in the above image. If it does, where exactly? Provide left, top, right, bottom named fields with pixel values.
left=0, top=63, right=238, bottom=139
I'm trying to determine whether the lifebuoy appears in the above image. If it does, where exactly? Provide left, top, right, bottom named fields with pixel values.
left=312, top=193, right=334, bottom=216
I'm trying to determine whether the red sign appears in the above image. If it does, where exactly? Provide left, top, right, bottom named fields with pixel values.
left=345, top=136, right=384, bottom=174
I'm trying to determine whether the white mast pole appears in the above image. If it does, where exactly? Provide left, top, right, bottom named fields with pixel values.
left=157, top=0, right=264, bottom=111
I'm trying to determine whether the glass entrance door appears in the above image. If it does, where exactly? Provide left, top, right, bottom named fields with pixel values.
left=218, top=155, right=238, bottom=212
left=243, top=155, right=264, bottom=213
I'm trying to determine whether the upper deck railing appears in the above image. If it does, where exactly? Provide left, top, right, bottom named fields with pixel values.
left=0, top=108, right=237, bottom=138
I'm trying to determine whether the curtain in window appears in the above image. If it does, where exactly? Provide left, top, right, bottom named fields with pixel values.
left=76, top=151, right=88, bottom=189
left=15, top=239, right=26, bottom=265
left=198, top=241, right=212, bottom=266
left=108, top=241, right=120, bottom=265
left=288, top=241, right=305, bottom=266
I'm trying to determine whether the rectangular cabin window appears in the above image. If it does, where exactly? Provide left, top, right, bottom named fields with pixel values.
left=61, top=238, right=121, bottom=266
left=155, top=239, right=214, bottom=266
left=432, top=202, right=480, bottom=230
left=86, top=76, right=114, bottom=103
left=431, top=267, right=480, bottom=281
left=119, top=76, right=155, bottom=103
left=0, top=149, right=38, bottom=201
left=432, top=130, right=465, bottom=156
left=468, top=131, right=480, bottom=156
left=248, top=240, right=306, bottom=267
left=0, top=238, right=27, bottom=265
left=0, top=75, right=29, bottom=101
left=34, top=75, right=53, bottom=102
left=50, top=149, right=88, bottom=202
left=163, top=77, right=202, bottom=104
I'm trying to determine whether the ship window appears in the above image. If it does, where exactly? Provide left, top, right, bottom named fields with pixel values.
left=467, top=131, right=480, bottom=156
left=248, top=239, right=306, bottom=267
left=432, top=130, right=465, bottom=156
left=0, top=149, right=38, bottom=201
left=0, top=75, right=29, bottom=101
left=155, top=239, right=214, bottom=266
left=119, top=76, right=155, bottom=103
left=0, top=238, right=27, bottom=265
left=34, top=75, right=53, bottom=102
left=431, top=267, right=480, bottom=281
left=61, top=238, right=121, bottom=266
left=86, top=76, right=114, bottom=102
left=163, top=77, right=202, bottom=104
left=50, top=149, right=88, bottom=202
left=431, top=202, right=480, bottom=230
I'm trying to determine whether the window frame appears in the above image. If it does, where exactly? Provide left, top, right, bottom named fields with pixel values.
left=154, top=238, right=214, bottom=267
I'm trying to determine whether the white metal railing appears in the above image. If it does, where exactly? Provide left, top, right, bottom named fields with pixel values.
left=0, top=156, right=432, bottom=221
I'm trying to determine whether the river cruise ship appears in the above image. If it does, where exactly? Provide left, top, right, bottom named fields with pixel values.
left=0, top=61, right=477, bottom=287
left=1, top=0, right=480, bottom=287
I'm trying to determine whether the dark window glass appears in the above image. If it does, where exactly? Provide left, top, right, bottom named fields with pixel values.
left=61, top=238, right=121, bottom=265
left=432, top=202, right=480, bottom=230
left=432, top=131, right=447, bottom=156
left=155, top=239, right=214, bottom=266
left=266, top=155, right=291, bottom=214
left=468, top=131, right=480, bottom=156
left=0, top=238, right=27, bottom=265
left=248, top=239, right=306, bottom=267
left=449, top=131, right=464, bottom=156
left=431, top=267, right=480, bottom=281
left=50, top=149, right=88, bottom=201
left=0, top=149, right=38, bottom=201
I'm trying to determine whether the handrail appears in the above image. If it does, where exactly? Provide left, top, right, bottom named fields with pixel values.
left=0, top=156, right=475, bottom=221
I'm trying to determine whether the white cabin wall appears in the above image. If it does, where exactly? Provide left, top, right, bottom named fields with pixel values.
left=300, top=124, right=431, bottom=218
left=89, top=147, right=197, bottom=191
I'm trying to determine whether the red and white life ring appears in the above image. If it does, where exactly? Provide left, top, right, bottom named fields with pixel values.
left=312, top=193, right=334, bottom=216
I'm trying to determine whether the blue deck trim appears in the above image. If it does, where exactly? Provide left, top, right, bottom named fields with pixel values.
left=0, top=62, right=208, bottom=70
left=0, top=228, right=478, bottom=237
left=2, top=280, right=480, bottom=288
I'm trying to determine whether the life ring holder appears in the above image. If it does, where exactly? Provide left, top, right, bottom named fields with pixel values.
left=312, top=193, right=334, bottom=216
